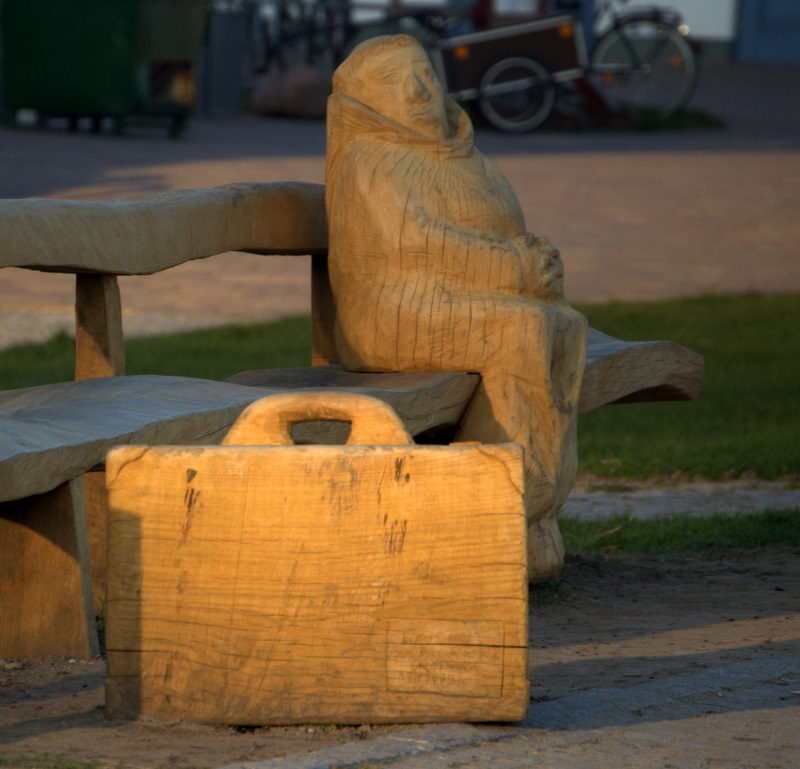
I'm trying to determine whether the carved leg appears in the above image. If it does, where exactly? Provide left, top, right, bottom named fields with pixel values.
left=0, top=480, right=100, bottom=659
left=74, top=272, right=125, bottom=614
left=390, top=296, right=587, bottom=583
left=457, top=370, right=575, bottom=584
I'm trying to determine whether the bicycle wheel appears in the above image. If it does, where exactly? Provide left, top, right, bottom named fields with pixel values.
left=478, top=57, right=555, bottom=133
left=590, top=20, right=696, bottom=115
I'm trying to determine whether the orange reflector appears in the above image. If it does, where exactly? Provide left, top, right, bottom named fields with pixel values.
left=454, top=45, right=470, bottom=61
left=601, top=71, right=615, bottom=84
left=558, top=23, right=573, bottom=38
left=670, top=54, right=684, bottom=69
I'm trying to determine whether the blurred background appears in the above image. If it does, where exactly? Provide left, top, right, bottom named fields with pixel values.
left=1, top=0, right=799, bottom=347
left=1, top=0, right=798, bottom=131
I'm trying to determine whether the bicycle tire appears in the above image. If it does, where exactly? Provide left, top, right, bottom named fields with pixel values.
left=590, top=20, right=696, bottom=116
left=478, top=57, right=555, bottom=133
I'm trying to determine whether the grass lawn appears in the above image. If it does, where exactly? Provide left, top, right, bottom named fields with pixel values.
left=574, top=293, right=800, bottom=480
left=559, top=509, right=800, bottom=556
left=1, top=293, right=798, bottom=481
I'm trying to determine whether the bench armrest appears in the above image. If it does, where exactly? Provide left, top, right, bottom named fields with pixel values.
left=579, top=328, right=704, bottom=414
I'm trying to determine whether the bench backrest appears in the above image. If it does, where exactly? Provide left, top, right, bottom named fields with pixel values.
left=1, top=182, right=332, bottom=378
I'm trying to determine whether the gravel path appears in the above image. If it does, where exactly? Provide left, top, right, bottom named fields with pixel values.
left=564, top=478, right=800, bottom=520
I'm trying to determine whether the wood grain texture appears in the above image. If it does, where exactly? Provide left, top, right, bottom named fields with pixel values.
left=310, top=253, right=338, bottom=365
left=0, top=182, right=327, bottom=274
left=0, top=376, right=283, bottom=503
left=326, top=36, right=588, bottom=582
left=222, top=391, right=413, bottom=445
left=105, top=394, right=528, bottom=725
left=83, top=469, right=109, bottom=610
left=0, top=479, right=98, bottom=659
left=73, top=271, right=125, bottom=608
left=305, top=251, right=702, bottom=416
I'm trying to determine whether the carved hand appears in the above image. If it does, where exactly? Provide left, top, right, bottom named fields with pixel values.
left=521, top=234, right=565, bottom=300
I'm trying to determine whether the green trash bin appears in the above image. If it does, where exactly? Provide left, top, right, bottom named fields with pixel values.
left=0, top=0, right=207, bottom=137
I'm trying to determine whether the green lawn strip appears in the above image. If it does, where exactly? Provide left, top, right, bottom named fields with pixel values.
left=0, top=332, right=76, bottom=391
left=0, top=315, right=311, bottom=391
left=559, top=509, right=800, bottom=556
left=0, top=760, right=116, bottom=769
left=574, top=293, right=800, bottom=480
left=2, top=294, right=798, bottom=481
left=124, top=314, right=311, bottom=380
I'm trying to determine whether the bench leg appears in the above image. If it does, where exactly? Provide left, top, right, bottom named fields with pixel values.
left=84, top=469, right=109, bottom=609
left=311, top=253, right=338, bottom=366
left=75, top=273, right=125, bottom=379
left=0, top=479, right=100, bottom=659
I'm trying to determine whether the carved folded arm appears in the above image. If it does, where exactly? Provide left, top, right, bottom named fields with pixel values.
left=402, top=208, right=529, bottom=295
left=403, top=212, right=565, bottom=301
left=330, top=171, right=527, bottom=297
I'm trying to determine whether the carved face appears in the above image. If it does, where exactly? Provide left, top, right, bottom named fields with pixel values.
left=360, top=43, right=449, bottom=140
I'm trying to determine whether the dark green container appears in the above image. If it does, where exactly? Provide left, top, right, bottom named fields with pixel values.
left=1, top=0, right=207, bottom=136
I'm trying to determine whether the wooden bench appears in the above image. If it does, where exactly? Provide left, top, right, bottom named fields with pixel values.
left=0, top=181, right=703, bottom=660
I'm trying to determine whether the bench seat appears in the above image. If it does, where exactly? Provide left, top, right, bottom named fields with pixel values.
left=0, top=371, right=480, bottom=504
left=0, top=338, right=703, bottom=505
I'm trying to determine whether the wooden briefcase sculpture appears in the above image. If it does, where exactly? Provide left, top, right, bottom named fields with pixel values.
left=105, top=392, right=529, bottom=724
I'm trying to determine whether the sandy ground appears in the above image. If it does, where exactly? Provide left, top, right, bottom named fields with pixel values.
left=1, top=542, right=798, bottom=768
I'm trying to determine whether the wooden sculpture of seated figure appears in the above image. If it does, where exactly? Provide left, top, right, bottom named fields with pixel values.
left=326, top=34, right=588, bottom=582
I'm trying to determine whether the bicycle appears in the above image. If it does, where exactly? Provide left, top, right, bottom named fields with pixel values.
left=427, top=0, right=697, bottom=132
left=581, top=0, right=697, bottom=117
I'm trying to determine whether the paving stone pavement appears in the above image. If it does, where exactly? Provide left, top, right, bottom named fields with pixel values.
left=215, top=658, right=800, bottom=768
left=2, top=59, right=799, bottom=769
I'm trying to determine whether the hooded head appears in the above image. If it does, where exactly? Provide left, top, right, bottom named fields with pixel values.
left=332, top=35, right=462, bottom=142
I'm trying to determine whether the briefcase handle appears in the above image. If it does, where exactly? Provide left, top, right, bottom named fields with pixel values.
left=222, top=391, right=413, bottom=446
